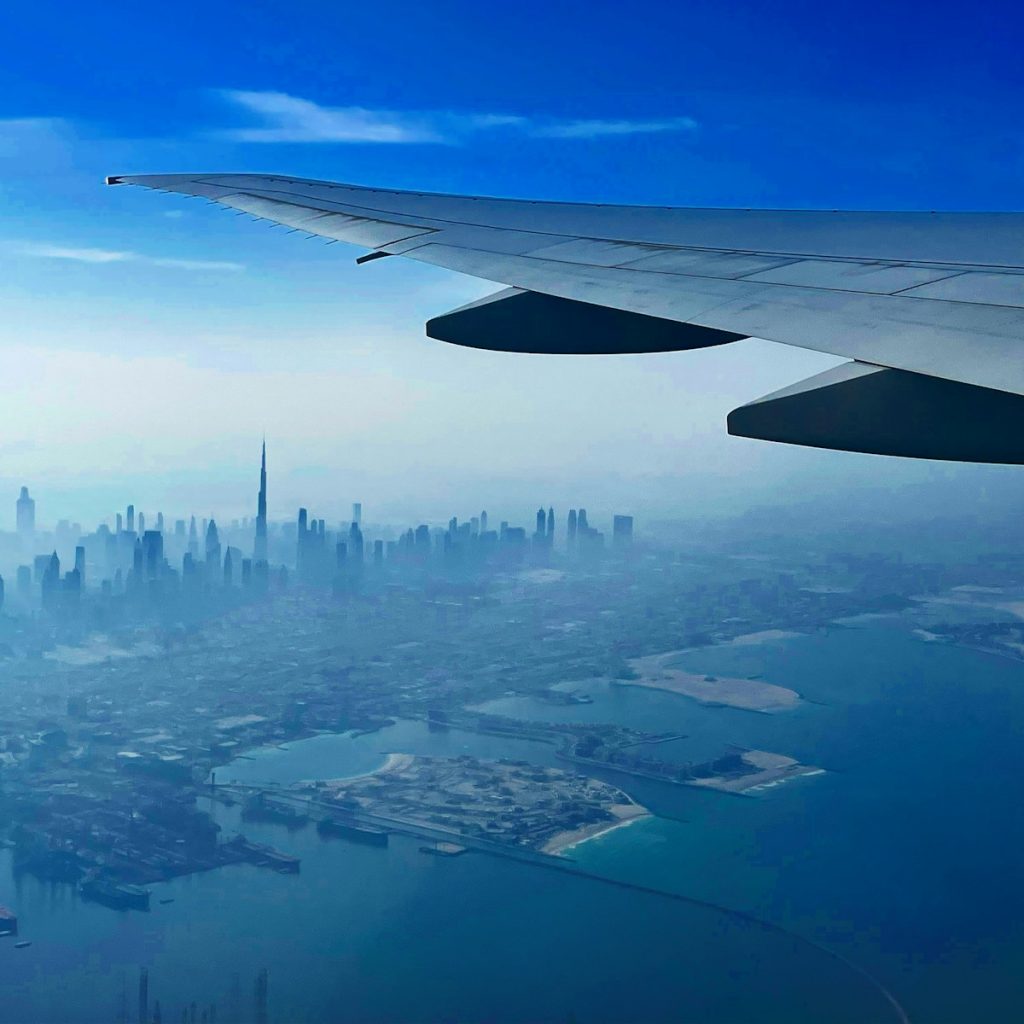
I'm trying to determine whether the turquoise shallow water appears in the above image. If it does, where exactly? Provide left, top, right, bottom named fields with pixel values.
left=2, top=620, right=1023, bottom=1022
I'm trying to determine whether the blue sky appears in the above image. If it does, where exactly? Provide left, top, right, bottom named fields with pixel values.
left=1, top=1, right=1021, bottom=528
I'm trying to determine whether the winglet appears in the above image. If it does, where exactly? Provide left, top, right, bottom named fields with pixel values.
left=105, top=176, right=125, bottom=186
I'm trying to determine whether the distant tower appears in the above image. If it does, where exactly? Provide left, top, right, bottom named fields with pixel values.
left=352, top=502, right=362, bottom=525
left=613, top=515, right=634, bottom=545
left=546, top=507, right=554, bottom=541
left=115, top=512, right=123, bottom=534
left=224, top=546, right=234, bottom=587
left=480, top=510, right=488, bottom=533
left=535, top=507, right=546, bottom=537
left=41, top=551, right=60, bottom=610
left=142, top=531, right=163, bottom=579
left=567, top=509, right=578, bottom=543
left=188, top=516, right=199, bottom=559
left=254, top=439, right=268, bottom=564
left=349, top=520, right=364, bottom=563
left=16, top=486, right=35, bottom=543
left=138, top=512, right=145, bottom=535
left=205, top=519, right=222, bottom=576
left=74, top=545, right=85, bottom=588
left=126, top=504, right=135, bottom=533
left=156, top=511, right=164, bottom=533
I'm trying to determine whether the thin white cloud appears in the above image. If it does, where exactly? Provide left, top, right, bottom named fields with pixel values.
left=17, top=243, right=244, bottom=272
left=533, top=117, right=699, bottom=139
left=221, top=91, right=443, bottom=143
left=217, top=90, right=697, bottom=145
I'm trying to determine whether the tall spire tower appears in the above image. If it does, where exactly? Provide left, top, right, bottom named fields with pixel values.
left=254, top=438, right=268, bottom=563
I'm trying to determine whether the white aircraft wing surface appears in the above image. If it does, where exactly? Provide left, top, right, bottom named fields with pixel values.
left=107, top=172, right=1024, bottom=463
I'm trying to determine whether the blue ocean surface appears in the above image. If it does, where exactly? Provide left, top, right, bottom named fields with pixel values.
left=2, top=619, right=1023, bottom=1023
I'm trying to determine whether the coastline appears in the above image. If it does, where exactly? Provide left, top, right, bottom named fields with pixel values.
left=309, top=751, right=414, bottom=788
left=542, top=802, right=650, bottom=857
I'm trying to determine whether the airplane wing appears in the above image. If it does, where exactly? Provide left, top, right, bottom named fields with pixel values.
left=107, top=172, right=1024, bottom=464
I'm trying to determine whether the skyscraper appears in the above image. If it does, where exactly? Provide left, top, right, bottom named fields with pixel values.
left=16, top=487, right=35, bottom=542
left=612, top=515, right=634, bottom=544
left=567, top=509, right=578, bottom=544
left=205, top=520, right=222, bottom=578
left=41, top=552, right=60, bottom=610
left=254, top=440, right=268, bottom=564
left=142, top=531, right=163, bottom=579
left=126, top=505, right=135, bottom=534
left=352, top=502, right=362, bottom=525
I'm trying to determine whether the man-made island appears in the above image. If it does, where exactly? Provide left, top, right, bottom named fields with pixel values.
left=686, top=749, right=824, bottom=794
left=295, top=754, right=650, bottom=858
left=619, top=651, right=801, bottom=713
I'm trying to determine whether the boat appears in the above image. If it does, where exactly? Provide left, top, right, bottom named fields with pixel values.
left=0, top=906, right=17, bottom=936
left=158, top=898, right=175, bottom=905
left=317, top=817, right=388, bottom=846
left=14, top=941, right=31, bottom=949
left=80, top=876, right=151, bottom=911
left=242, top=793, right=307, bottom=829
left=230, top=838, right=301, bottom=873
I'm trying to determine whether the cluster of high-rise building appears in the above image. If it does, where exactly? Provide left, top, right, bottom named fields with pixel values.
left=0, top=442, right=635, bottom=619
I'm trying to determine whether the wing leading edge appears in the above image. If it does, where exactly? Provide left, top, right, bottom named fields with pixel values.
left=107, top=173, right=1024, bottom=464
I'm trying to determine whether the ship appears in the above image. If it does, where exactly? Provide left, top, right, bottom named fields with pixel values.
left=242, top=793, right=308, bottom=830
left=229, top=838, right=301, bottom=873
left=317, top=817, right=389, bottom=846
left=80, top=876, right=151, bottom=911
left=0, top=906, right=17, bottom=936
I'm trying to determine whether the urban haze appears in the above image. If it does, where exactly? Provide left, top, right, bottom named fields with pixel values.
left=3, top=3, right=1024, bottom=1023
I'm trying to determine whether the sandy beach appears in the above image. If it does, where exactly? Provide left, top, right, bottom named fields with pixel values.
left=542, top=802, right=650, bottom=856
left=307, top=752, right=415, bottom=788
left=621, top=651, right=801, bottom=713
